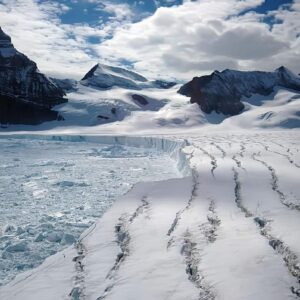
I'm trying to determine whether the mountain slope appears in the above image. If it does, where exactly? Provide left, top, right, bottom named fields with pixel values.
left=51, top=64, right=177, bottom=126
left=1, top=56, right=300, bottom=130
left=0, top=27, right=67, bottom=125
left=178, top=67, right=300, bottom=116
left=80, top=63, right=148, bottom=90
left=80, top=63, right=177, bottom=91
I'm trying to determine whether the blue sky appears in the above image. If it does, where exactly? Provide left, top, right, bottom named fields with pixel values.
left=53, top=0, right=294, bottom=27
left=0, top=0, right=298, bottom=79
left=59, top=0, right=183, bottom=25
left=252, top=0, right=293, bottom=12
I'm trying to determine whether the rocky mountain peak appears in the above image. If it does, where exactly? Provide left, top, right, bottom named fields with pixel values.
left=0, top=27, right=15, bottom=57
left=0, top=27, right=67, bottom=125
left=80, top=63, right=148, bottom=90
left=0, top=27, right=12, bottom=44
left=80, top=63, right=177, bottom=91
left=178, top=67, right=300, bottom=116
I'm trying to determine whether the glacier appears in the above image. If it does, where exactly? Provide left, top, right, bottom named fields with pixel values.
left=0, top=131, right=299, bottom=300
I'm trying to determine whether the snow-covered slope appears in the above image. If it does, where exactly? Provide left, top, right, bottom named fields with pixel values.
left=42, top=63, right=179, bottom=126
left=55, top=84, right=172, bottom=126
left=223, top=88, right=300, bottom=129
left=44, top=66, right=299, bottom=131
left=51, top=85, right=300, bottom=131
left=1, top=132, right=299, bottom=300
left=80, top=63, right=148, bottom=90
left=1, top=53, right=300, bottom=130
left=80, top=63, right=176, bottom=91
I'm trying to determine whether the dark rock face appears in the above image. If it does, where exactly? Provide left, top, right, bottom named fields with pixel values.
left=0, top=27, right=67, bottom=125
left=97, top=115, right=110, bottom=120
left=0, top=94, right=63, bottom=126
left=131, top=94, right=149, bottom=106
left=81, top=64, right=99, bottom=81
left=178, top=67, right=300, bottom=116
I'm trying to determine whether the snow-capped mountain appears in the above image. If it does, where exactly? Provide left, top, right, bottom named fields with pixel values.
left=178, top=67, right=300, bottom=116
left=53, top=65, right=300, bottom=131
left=1, top=27, right=300, bottom=130
left=80, top=63, right=177, bottom=91
left=80, top=63, right=148, bottom=90
left=49, top=64, right=177, bottom=127
left=0, top=27, right=67, bottom=125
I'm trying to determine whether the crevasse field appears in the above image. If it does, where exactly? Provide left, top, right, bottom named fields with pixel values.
left=0, top=137, right=180, bottom=286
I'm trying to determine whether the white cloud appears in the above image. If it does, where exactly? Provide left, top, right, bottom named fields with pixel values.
left=0, top=0, right=299, bottom=81
left=0, top=0, right=135, bottom=79
left=94, top=0, right=299, bottom=80
left=205, top=24, right=288, bottom=59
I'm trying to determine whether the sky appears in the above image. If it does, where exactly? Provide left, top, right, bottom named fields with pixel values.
left=0, top=0, right=299, bottom=80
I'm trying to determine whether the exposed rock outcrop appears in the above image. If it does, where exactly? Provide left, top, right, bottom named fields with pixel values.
left=131, top=94, right=149, bottom=106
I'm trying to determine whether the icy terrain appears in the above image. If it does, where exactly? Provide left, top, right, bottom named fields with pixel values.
left=1, top=132, right=299, bottom=300
left=0, top=54, right=300, bottom=299
left=0, top=137, right=180, bottom=286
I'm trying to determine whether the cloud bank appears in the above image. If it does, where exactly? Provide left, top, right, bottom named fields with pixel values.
left=0, top=0, right=299, bottom=80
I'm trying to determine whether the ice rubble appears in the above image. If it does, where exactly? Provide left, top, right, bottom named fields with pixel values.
left=0, top=136, right=185, bottom=286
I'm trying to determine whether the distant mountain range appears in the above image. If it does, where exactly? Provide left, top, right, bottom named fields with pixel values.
left=1, top=27, right=300, bottom=128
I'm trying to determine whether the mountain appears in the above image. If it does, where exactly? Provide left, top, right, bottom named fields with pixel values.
left=178, top=67, right=300, bottom=116
left=45, top=64, right=300, bottom=130
left=0, top=27, right=67, bottom=125
left=80, top=63, right=177, bottom=90
left=80, top=63, right=148, bottom=90
left=46, top=63, right=176, bottom=126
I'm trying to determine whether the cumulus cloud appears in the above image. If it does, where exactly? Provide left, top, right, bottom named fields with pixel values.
left=97, top=0, right=298, bottom=80
left=206, top=24, right=288, bottom=59
left=0, top=0, right=299, bottom=80
left=0, top=0, right=135, bottom=79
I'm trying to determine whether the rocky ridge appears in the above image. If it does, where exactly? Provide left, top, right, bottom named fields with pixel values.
left=0, top=27, right=67, bottom=125
left=178, top=67, right=300, bottom=116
